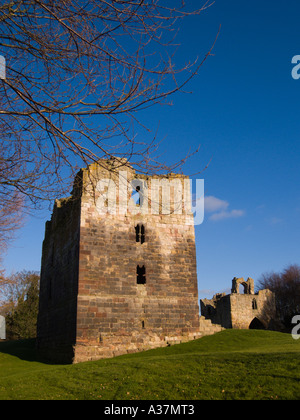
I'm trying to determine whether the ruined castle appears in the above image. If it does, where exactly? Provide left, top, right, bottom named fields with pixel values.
left=200, top=277, right=276, bottom=330
left=37, top=159, right=275, bottom=363
left=37, top=159, right=204, bottom=363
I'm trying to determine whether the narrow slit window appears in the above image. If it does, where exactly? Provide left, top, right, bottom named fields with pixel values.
left=137, top=265, right=146, bottom=284
left=135, top=225, right=140, bottom=242
left=141, top=224, right=145, bottom=244
left=252, top=298, right=258, bottom=310
left=135, top=224, right=145, bottom=244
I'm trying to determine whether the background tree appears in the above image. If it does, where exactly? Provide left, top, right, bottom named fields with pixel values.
left=0, top=0, right=215, bottom=209
left=0, top=271, right=40, bottom=339
left=0, top=145, right=24, bottom=273
left=258, top=264, right=300, bottom=331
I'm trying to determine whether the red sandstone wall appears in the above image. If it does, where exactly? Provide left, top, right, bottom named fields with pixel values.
left=37, top=160, right=200, bottom=363
left=74, top=163, right=199, bottom=362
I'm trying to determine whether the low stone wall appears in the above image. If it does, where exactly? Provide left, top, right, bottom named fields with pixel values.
left=73, top=328, right=221, bottom=363
left=200, top=278, right=276, bottom=330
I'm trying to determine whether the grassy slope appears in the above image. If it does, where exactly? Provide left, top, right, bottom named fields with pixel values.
left=0, top=330, right=299, bottom=400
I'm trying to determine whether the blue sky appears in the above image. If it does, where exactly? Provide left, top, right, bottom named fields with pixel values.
left=2, top=0, right=300, bottom=302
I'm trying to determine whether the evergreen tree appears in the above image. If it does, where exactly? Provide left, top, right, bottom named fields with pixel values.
left=4, top=272, right=40, bottom=340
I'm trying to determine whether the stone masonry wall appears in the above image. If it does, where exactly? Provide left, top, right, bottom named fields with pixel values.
left=74, top=161, right=200, bottom=362
left=201, top=285, right=276, bottom=330
left=37, top=159, right=201, bottom=363
left=37, top=193, right=81, bottom=363
left=230, top=289, right=275, bottom=329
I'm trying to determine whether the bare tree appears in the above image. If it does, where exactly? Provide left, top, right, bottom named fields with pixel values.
left=258, top=265, right=300, bottom=330
left=0, top=122, right=25, bottom=268
left=0, top=139, right=24, bottom=262
left=0, top=0, right=216, bottom=207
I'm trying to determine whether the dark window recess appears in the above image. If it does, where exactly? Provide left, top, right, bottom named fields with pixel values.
left=135, top=224, right=145, bottom=244
left=135, top=225, right=140, bottom=242
left=141, top=225, right=145, bottom=244
left=142, top=320, right=145, bottom=329
left=252, top=298, right=258, bottom=310
left=137, top=265, right=146, bottom=284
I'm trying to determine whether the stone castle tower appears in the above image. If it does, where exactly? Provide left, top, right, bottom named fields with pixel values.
left=37, top=159, right=201, bottom=363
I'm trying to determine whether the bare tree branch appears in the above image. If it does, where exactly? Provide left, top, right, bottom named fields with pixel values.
left=0, top=0, right=217, bottom=268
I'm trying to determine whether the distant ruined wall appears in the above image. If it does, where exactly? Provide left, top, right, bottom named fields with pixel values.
left=230, top=289, right=275, bottom=329
left=200, top=294, right=232, bottom=328
left=201, top=278, right=276, bottom=330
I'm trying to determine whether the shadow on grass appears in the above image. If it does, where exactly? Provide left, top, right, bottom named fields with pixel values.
left=0, top=338, right=63, bottom=365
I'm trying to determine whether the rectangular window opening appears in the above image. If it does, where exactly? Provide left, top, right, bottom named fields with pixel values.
left=135, top=224, right=145, bottom=244
left=137, top=265, right=146, bottom=284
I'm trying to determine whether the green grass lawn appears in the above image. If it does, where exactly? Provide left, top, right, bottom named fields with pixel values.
left=0, top=330, right=299, bottom=400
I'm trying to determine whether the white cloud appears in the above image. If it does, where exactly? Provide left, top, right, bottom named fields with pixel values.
left=204, top=196, right=229, bottom=213
left=193, top=195, right=245, bottom=223
left=209, top=209, right=245, bottom=222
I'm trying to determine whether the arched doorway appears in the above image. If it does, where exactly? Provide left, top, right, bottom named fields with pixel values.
left=249, top=317, right=265, bottom=330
